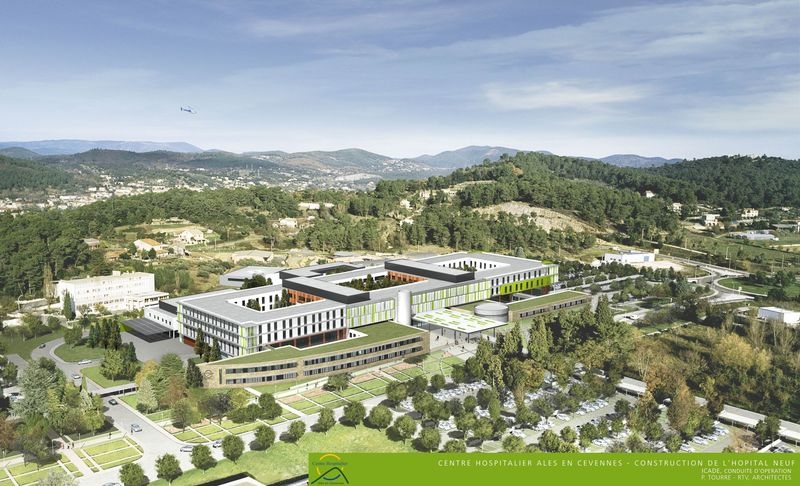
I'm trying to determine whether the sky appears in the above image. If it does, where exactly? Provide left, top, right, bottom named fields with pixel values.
left=1, top=0, right=798, bottom=159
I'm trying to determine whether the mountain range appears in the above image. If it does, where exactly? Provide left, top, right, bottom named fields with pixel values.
left=0, top=139, right=683, bottom=170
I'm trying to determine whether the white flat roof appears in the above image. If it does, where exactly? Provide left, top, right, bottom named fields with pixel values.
left=413, top=308, right=506, bottom=333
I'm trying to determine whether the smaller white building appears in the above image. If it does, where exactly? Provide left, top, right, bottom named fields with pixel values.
left=603, top=250, right=656, bottom=264
left=179, top=229, right=206, bottom=245
left=644, top=190, right=656, bottom=199
left=56, top=271, right=166, bottom=314
left=703, top=213, right=721, bottom=227
left=219, top=266, right=285, bottom=288
left=741, top=208, right=759, bottom=219
left=758, top=307, right=800, bottom=327
left=277, top=218, right=298, bottom=229
left=671, top=202, right=683, bottom=214
left=134, top=238, right=162, bottom=252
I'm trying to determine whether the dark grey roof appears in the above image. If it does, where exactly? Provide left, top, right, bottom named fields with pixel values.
left=283, top=276, right=370, bottom=304
left=385, top=259, right=474, bottom=282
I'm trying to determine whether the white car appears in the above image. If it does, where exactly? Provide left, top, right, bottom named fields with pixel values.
left=77, top=359, right=92, bottom=365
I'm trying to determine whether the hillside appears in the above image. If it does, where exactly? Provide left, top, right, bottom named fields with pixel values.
left=0, top=139, right=203, bottom=155
left=0, top=147, right=42, bottom=159
left=0, top=155, right=73, bottom=191
left=649, top=155, right=800, bottom=208
left=413, top=145, right=519, bottom=168
left=600, top=154, right=682, bottom=168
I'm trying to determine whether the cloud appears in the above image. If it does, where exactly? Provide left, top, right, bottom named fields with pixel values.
left=484, top=81, right=650, bottom=111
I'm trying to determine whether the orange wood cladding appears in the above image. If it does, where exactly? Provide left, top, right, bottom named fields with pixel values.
left=287, top=288, right=323, bottom=305
left=387, top=271, right=424, bottom=283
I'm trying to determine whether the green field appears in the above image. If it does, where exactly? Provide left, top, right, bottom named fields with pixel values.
left=53, top=343, right=106, bottom=362
left=0, top=327, right=66, bottom=360
left=82, top=365, right=134, bottom=388
left=718, top=277, right=800, bottom=297
left=150, top=423, right=413, bottom=486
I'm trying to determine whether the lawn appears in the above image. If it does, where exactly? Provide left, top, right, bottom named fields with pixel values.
left=0, top=327, right=66, bottom=360
left=718, top=277, right=800, bottom=297
left=6, top=454, right=76, bottom=486
left=82, top=365, right=134, bottom=388
left=53, top=343, right=106, bottom=362
left=360, top=378, right=386, bottom=391
left=149, top=423, right=414, bottom=486
left=78, top=437, right=141, bottom=470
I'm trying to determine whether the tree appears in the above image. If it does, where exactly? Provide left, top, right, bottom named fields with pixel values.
left=164, top=375, right=187, bottom=408
left=343, top=401, right=366, bottom=427
left=193, top=328, right=207, bottom=357
left=287, top=420, right=306, bottom=443
left=429, top=374, right=446, bottom=392
left=454, top=412, right=476, bottom=439
left=614, top=399, right=631, bottom=419
left=386, top=381, right=407, bottom=405
left=418, top=427, right=441, bottom=452
left=119, top=463, right=148, bottom=486
left=406, top=375, right=428, bottom=396
left=538, top=430, right=562, bottom=452
left=472, top=418, right=494, bottom=444
left=326, top=373, right=350, bottom=392
left=171, top=398, right=199, bottom=430
left=252, top=425, right=275, bottom=451
left=367, top=404, right=392, bottom=430
left=62, top=291, right=75, bottom=320
left=393, top=415, right=417, bottom=443
left=560, top=426, right=578, bottom=445
left=443, top=439, right=466, bottom=452
left=156, top=453, right=182, bottom=485
left=755, top=416, right=781, bottom=445
left=185, top=360, right=203, bottom=388
left=191, top=444, right=216, bottom=474
left=100, top=349, right=125, bottom=381
left=13, top=358, right=64, bottom=421
left=258, top=393, right=282, bottom=420
left=40, top=470, right=78, bottom=486
left=201, top=393, right=231, bottom=423
left=221, top=434, right=244, bottom=463
left=137, top=378, right=158, bottom=413
left=63, top=325, right=82, bottom=347
left=502, top=435, right=526, bottom=452
left=0, top=414, right=16, bottom=456
left=208, top=338, right=221, bottom=361
left=315, top=408, right=336, bottom=434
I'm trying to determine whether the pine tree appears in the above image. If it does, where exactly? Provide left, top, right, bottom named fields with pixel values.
left=138, top=378, right=158, bottom=413
left=185, top=360, right=203, bottom=388
left=62, top=291, right=75, bottom=320
left=209, top=338, right=221, bottom=361
left=193, top=328, right=207, bottom=357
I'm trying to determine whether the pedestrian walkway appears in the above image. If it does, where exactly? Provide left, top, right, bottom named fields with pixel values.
left=61, top=446, right=93, bottom=477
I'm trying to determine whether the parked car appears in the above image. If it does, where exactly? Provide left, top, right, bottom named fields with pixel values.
left=38, top=343, right=46, bottom=349
left=70, top=373, right=81, bottom=380
left=130, top=424, right=142, bottom=433
left=108, top=398, right=118, bottom=405
left=77, top=359, right=92, bottom=365
left=212, top=440, right=223, bottom=448
left=180, top=445, right=195, bottom=452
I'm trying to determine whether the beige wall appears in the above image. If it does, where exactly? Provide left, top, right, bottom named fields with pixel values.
left=198, top=331, right=430, bottom=389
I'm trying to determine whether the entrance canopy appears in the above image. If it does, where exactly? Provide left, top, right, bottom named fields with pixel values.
left=412, top=308, right=506, bottom=334
left=123, top=317, right=173, bottom=342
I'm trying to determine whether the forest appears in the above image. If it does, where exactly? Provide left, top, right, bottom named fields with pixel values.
left=1, top=151, right=798, bottom=301
left=0, top=156, right=73, bottom=191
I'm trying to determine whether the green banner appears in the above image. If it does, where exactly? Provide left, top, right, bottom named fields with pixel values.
left=308, top=453, right=798, bottom=485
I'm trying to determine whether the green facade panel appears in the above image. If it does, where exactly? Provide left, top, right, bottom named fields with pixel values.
left=499, top=275, right=554, bottom=295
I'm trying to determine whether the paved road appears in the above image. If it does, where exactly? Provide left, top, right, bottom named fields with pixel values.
left=30, top=336, right=103, bottom=392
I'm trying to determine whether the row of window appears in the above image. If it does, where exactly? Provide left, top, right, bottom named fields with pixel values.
left=225, top=361, right=298, bottom=374
left=517, top=298, right=588, bottom=318
left=304, top=347, right=424, bottom=376
left=303, top=336, right=424, bottom=366
left=225, top=372, right=298, bottom=385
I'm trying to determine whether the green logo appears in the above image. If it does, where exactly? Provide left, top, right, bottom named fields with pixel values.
left=310, top=453, right=350, bottom=484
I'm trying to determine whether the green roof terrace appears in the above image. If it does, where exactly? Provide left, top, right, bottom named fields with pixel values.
left=220, top=321, right=425, bottom=365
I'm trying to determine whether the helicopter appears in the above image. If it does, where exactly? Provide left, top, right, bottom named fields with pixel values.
left=180, top=106, right=197, bottom=114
